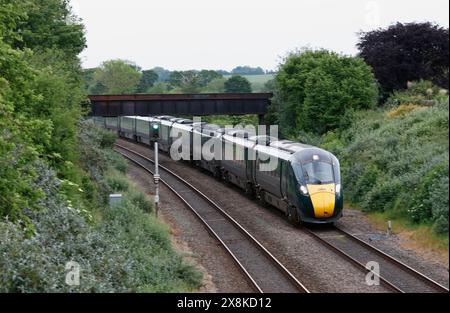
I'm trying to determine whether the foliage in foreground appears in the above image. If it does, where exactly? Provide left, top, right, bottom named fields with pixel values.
left=322, top=85, right=449, bottom=235
left=0, top=122, right=202, bottom=292
left=1, top=0, right=87, bottom=220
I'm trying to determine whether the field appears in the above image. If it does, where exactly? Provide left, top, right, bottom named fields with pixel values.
left=224, top=74, right=274, bottom=92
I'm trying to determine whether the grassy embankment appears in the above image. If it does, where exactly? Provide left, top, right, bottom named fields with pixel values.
left=320, top=82, right=449, bottom=253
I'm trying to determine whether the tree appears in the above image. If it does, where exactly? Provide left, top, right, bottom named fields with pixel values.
left=358, top=22, right=449, bottom=95
left=93, top=60, right=142, bottom=94
left=217, top=69, right=230, bottom=76
left=10, top=0, right=86, bottom=58
left=169, top=70, right=201, bottom=93
left=231, top=66, right=265, bottom=75
left=275, top=49, right=378, bottom=135
left=0, top=0, right=87, bottom=219
left=136, top=70, right=158, bottom=93
left=197, top=70, right=222, bottom=87
left=224, top=75, right=252, bottom=93
left=147, top=82, right=170, bottom=94
left=152, top=67, right=171, bottom=82
left=202, top=77, right=227, bottom=93
left=0, top=0, right=28, bottom=46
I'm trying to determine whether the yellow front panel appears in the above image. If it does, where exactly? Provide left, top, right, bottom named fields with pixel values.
left=307, top=184, right=335, bottom=218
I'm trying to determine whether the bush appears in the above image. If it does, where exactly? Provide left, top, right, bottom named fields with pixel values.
left=332, top=93, right=449, bottom=234
left=385, top=80, right=446, bottom=107
left=106, top=173, right=129, bottom=193
left=275, top=49, right=378, bottom=136
left=386, top=104, right=423, bottom=119
left=0, top=140, right=202, bottom=293
left=125, top=188, right=153, bottom=213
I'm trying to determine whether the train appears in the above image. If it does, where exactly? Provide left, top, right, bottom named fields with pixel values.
left=95, top=116, right=343, bottom=225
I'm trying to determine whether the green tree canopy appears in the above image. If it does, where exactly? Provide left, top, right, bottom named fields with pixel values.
left=1, top=0, right=86, bottom=58
left=197, top=70, right=222, bottom=87
left=136, top=70, right=158, bottom=93
left=168, top=70, right=222, bottom=93
left=224, top=75, right=252, bottom=93
left=93, top=60, right=142, bottom=94
left=231, top=66, right=265, bottom=75
left=202, top=77, right=227, bottom=93
left=1, top=0, right=86, bottom=219
left=275, top=49, right=378, bottom=135
left=152, top=67, right=171, bottom=82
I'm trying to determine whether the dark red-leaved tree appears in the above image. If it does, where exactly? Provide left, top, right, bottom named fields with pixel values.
left=358, top=22, right=449, bottom=96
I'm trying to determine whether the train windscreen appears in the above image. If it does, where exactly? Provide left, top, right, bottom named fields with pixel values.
left=293, top=161, right=335, bottom=185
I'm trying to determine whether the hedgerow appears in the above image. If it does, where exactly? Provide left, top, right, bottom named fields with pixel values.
left=322, top=85, right=449, bottom=234
left=0, top=122, right=203, bottom=292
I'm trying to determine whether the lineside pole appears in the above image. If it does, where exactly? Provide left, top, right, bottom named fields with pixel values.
left=154, top=142, right=160, bottom=217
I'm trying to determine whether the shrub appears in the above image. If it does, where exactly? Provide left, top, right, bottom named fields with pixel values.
left=126, top=189, right=153, bottom=213
left=333, top=93, right=448, bottom=234
left=386, top=104, right=423, bottom=119
left=0, top=149, right=202, bottom=293
left=105, top=150, right=128, bottom=174
left=385, top=81, right=446, bottom=107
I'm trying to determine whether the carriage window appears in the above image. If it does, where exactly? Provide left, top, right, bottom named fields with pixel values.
left=294, top=161, right=334, bottom=184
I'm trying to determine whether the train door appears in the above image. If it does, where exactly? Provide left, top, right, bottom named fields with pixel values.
left=246, top=146, right=256, bottom=185
left=281, top=160, right=288, bottom=199
left=286, top=164, right=297, bottom=204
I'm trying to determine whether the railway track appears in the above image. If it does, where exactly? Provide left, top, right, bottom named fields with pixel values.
left=303, top=226, right=449, bottom=293
left=114, top=143, right=309, bottom=293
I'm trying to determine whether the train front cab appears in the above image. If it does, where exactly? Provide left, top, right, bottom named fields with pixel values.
left=288, top=149, right=343, bottom=224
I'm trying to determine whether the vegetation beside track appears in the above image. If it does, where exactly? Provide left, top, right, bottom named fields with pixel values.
left=0, top=121, right=202, bottom=292
left=321, top=84, right=448, bottom=238
left=0, top=0, right=201, bottom=292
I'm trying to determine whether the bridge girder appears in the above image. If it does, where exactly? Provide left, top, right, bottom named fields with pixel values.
left=88, top=93, right=272, bottom=119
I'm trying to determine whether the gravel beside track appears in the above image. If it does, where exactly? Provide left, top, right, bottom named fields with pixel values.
left=116, top=143, right=309, bottom=293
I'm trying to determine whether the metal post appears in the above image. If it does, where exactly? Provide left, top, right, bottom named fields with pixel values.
left=154, top=142, right=160, bottom=217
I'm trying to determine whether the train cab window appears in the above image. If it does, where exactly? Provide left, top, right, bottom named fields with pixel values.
left=293, top=161, right=334, bottom=185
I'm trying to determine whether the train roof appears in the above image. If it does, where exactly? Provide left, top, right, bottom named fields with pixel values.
left=125, top=116, right=335, bottom=162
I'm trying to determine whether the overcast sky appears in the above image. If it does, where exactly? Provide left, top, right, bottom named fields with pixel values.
left=70, top=0, right=449, bottom=71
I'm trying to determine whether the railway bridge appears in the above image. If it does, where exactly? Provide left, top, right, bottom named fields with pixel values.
left=88, top=93, right=272, bottom=124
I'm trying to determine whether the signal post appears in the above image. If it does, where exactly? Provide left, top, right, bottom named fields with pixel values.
left=151, top=122, right=161, bottom=217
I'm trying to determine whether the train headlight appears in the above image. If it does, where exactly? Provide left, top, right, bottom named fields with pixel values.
left=300, top=185, right=309, bottom=196
left=336, top=184, right=341, bottom=194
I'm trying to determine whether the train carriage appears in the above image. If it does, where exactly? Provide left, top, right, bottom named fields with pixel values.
left=193, top=123, right=222, bottom=175
left=105, top=115, right=343, bottom=225
left=221, top=130, right=255, bottom=191
left=105, top=117, right=119, bottom=131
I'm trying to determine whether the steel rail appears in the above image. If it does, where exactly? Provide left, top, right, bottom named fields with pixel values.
left=301, top=227, right=403, bottom=293
left=334, top=227, right=449, bottom=293
left=114, top=143, right=310, bottom=293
